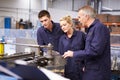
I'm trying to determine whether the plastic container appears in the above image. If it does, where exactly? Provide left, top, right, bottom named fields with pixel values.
left=4, top=17, right=11, bottom=29
left=0, top=43, right=4, bottom=58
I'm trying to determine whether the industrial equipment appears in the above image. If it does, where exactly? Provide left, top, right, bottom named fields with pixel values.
left=0, top=41, right=66, bottom=75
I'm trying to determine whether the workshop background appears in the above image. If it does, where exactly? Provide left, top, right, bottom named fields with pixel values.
left=0, top=0, right=120, bottom=80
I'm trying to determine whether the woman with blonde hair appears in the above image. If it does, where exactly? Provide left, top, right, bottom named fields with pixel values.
left=59, top=15, right=85, bottom=80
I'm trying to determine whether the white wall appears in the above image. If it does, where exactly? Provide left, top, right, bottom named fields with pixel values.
left=48, top=8, right=77, bottom=22
left=0, top=0, right=29, bottom=9
left=0, top=0, right=42, bottom=9
left=0, top=0, right=79, bottom=29
left=0, top=0, right=120, bottom=29
left=101, top=0, right=120, bottom=15
left=0, top=0, right=42, bottom=28
left=49, top=0, right=87, bottom=11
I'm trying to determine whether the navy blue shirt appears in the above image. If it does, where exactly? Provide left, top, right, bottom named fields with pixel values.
left=58, top=30, right=85, bottom=80
left=59, top=30, right=85, bottom=55
left=74, top=19, right=111, bottom=80
left=37, top=21, right=63, bottom=52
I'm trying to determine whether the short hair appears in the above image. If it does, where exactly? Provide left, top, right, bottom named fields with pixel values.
left=38, top=10, right=50, bottom=18
left=60, top=15, right=73, bottom=25
left=78, top=5, right=96, bottom=18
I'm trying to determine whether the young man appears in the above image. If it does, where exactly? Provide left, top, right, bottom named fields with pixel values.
left=37, top=10, right=63, bottom=53
left=62, top=6, right=111, bottom=80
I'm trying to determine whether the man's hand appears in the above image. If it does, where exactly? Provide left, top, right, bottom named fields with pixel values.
left=62, top=50, right=73, bottom=58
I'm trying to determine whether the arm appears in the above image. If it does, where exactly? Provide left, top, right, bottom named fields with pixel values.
left=74, top=24, right=109, bottom=58
left=37, top=28, right=46, bottom=53
left=63, top=24, right=110, bottom=59
left=37, top=28, right=44, bottom=45
left=58, top=36, right=64, bottom=55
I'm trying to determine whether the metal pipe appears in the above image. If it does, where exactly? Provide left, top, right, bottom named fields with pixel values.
left=72, top=0, right=74, bottom=11
left=41, top=0, right=48, bottom=10
left=98, top=0, right=102, bottom=14
left=29, top=0, right=31, bottom=21
left=0, top=42, right=53, bottom=48
left=1, top=52, right=35, bottom=61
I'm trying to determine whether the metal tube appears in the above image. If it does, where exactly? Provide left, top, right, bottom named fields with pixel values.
left=0, top=42, right=53, bottom=48
left=41, top=0, right=48, bottom=10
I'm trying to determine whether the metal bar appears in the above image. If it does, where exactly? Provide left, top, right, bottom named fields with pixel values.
left=1, top=52, right=35, bottom=61
left=0, top=42, right=53, bottom=48
left=102, top=10, right=120, bottom=12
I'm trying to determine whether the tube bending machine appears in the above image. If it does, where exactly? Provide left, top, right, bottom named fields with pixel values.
left=0, top=42, right=66, bottom=80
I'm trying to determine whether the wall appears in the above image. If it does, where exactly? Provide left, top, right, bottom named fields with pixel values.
left=48, top=8, right=77, bottom=22
left=0, top=0, right=120, bottom=29
left=0, top=0, right=42, bottom=29
left=0, top=0, right=79, bottom=29
left=101, top=0, right=120, bottom=15
left=49, top=0, right=87, bottom=11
